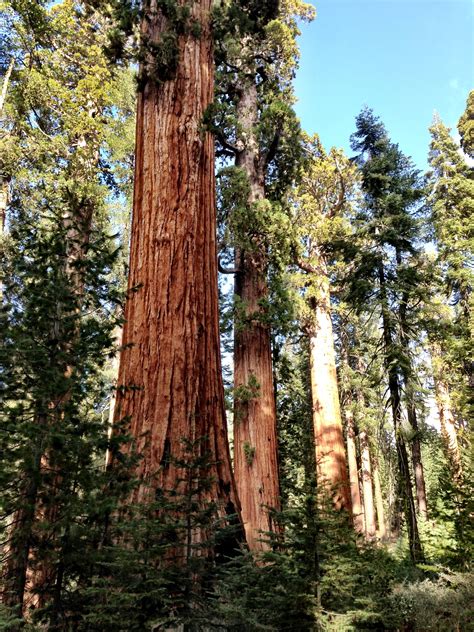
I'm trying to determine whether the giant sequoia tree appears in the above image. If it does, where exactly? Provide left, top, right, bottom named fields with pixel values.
left=212, top=0, right=314, bottom=549
left=292, top=135, right=356, bottom=514
left=112, top=0, right=242, bottom=546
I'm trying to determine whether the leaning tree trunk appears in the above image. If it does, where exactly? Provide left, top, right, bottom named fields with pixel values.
left=345, top=408, right=364, bottom=533
left=307, top=257, right=351, bottom=513
left=233, top=76, right=281, bottom=551
left=379, top=263, right=423, bottom=562
left=113, top=0, right=242, bottom=547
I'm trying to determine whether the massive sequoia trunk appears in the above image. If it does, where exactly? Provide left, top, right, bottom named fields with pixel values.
left=113, top=0, right=242, bottom=542
left=233, top=77, right=281, bottom=551
left=306, top=258, right=351, bottom=513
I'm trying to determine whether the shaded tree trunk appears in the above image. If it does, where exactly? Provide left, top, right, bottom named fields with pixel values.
left=307, top=259, right=351, bottom=513
left=399, top=289, right=428, bottom=519
left=431, top=343, right=463, bottom=482
left=233, top=76, right=280, bottom=550
left=360, top=430, right=376, bottom=539
left=113, top=0, right=242, bottom=546
left=345, top=409, right=364, bottom=533
left=0, top=58, right=13, bottom=298
left=372, top=455, right=387, bottom=540
left=379, top=262, right=423, bottom=562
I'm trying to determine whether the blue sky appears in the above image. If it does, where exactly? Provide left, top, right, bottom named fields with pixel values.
left=293, top=0, right=473, bottom=170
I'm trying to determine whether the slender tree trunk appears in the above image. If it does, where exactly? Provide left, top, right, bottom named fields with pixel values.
left=406, top=400, right=428, bottom=518
left=307, top=259, right=351, bottom=513
left=359, top=431, right=376, bottom=539
left=113, top=0, right=242, bottom=547
left=233, top=76, right=280, bottom=550
left=0, top=58, right=14, bottom=298
left=379, top=262, right=423, bottom=562
left=399, top=292, right=428, bottom=519
left=0, top=177, right=8, bottom=298
left=0, top=57, right=14, bottom=114
left=1, top=415, right=45, bottom=615
left=345, top=409, right=364, bottom=533
left=431, top=343, right=463, bottom=482
left=372, top=455, right=387, bottom=540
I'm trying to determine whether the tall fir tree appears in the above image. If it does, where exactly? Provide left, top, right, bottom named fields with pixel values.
left=0, top=0, right=127, bottom=620
left=349, top=107, right=425, bottom=561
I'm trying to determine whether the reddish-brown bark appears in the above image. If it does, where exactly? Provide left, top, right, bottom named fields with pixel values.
left=233, top=77, right=281, bottom=551
left=113, top=0, right=241, bottom=540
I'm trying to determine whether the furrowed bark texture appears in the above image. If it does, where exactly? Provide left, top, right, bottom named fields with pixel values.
left=233, top=77, right=280, bottom=551
left=114, top=1, right=241, bottom=536
left=308, top=263, right=351, bottom=513
left=345, top=409, right=364, bottom=533
left=360, top=430, right=376, bottom=539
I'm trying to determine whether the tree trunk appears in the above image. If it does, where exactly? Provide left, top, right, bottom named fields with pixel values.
left=379, top=262, right=423, bottom=562
left=345, top=409, right=364, bottom=533
left=360, top=431, right=376, bottom=539
left=406, top=401, right=428, bottom=519
left=0, top=177, right=8, bottom=298
left=233, top=76, right=281, bottom=551
left=372, top=455, right=386, bottom=540
left=431, top=343, right=463, bottom=482
left=1, top=416, right=44, bottom=615
left=113, top=0, right=242, bottom=548
left=0, top=58, right=13, bottom=298
left=308, top=260, right=351, bottom=513
left=399, top=292, right=428, bottom=519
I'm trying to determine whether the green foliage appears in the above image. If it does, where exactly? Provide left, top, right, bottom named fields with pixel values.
left=387, top=571, right=474, bottom=631
left=234, top=372, right=261, bottom=404
left=427, top=115, right=473, bottom=424
left=243, top=441, right=256, bottom=465
left=458, top=89, right=474, bottom=158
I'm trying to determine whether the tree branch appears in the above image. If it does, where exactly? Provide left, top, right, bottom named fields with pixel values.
left=218, top=256, right=239, bottom=274
left=262, top=129, right=281, bottom=169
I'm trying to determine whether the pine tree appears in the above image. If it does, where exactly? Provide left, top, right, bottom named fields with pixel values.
left=458, top=89, right=474, bottom=159
left=428, top=115, right=473, bottom=424
left=349, top=107, right=425, bottom=561
left=0, top=0, right=129, bottom=618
